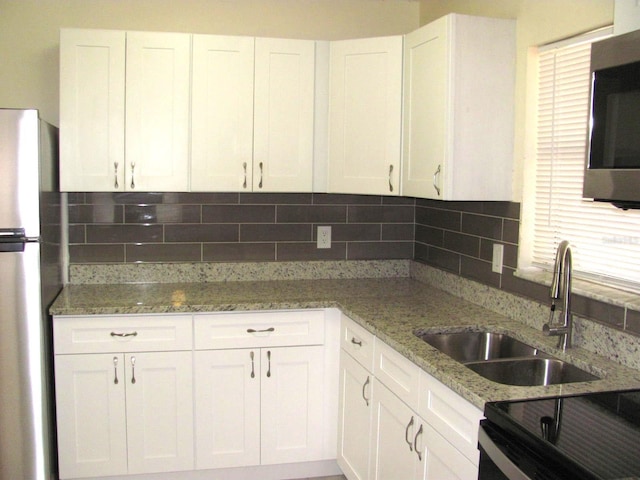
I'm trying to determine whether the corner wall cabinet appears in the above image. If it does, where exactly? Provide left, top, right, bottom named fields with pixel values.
left=327, top=36, right=403, bottom=195
left=337, top=314, right=483, bottom=480
left=59, top=29, right=190, bottom=192
left=401, top=14, right=516, bottom=200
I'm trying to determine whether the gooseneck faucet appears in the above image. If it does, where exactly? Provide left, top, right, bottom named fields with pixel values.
left=543, top=240, right=572, bottom=350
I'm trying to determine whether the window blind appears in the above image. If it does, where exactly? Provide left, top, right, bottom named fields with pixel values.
left=532, top=30, right=640, bottom=291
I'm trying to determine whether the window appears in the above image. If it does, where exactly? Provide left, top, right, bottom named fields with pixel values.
left=524, top=27, right=640, bottom=292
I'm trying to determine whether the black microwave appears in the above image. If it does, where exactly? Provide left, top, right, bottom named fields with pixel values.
left=584, top=28, right=640, bottom=209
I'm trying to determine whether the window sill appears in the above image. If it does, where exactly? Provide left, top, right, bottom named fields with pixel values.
left=515, top=268, right=640, bottom=313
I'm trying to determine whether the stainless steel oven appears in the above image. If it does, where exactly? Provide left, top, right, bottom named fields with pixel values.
left=478, top=390, right=640, bottom=480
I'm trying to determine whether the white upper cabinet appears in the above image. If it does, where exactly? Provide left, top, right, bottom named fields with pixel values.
left=191, top=36, right=316, bottom=192
left=191, top=35, right=255, bottom=191
left=60, top=29, right=190, bottom=192
left=125, top=31, right=190, bottom=192
left=60, top=29, right=126, bottom=192
left=327, top=36, right=403, bottom=196
left=402, top=14, right=516, bottom=201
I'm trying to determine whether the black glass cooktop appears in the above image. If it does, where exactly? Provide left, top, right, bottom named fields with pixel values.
left=485, top=389, right=640, bottom=480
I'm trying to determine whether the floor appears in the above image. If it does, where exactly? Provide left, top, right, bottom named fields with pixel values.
left=293, top=476, right=346, bottom=480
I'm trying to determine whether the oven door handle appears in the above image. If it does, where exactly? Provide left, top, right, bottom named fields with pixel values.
left=479, top=427, right=532, bottom=480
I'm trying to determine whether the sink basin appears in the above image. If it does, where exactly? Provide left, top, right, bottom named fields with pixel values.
left=414, top=330, right=600, bottom=386
left=414, top=330, right=539, bottom=363
left=465, top=358, right=599, bottom=386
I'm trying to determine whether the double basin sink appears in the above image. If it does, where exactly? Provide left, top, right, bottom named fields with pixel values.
left=414, top=330, right=599, bottom=387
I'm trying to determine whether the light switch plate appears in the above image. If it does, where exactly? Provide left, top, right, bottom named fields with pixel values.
left=492, top=244, right=504, bottom=274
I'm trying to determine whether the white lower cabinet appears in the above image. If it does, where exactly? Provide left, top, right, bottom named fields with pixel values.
left=194, top=345, right=325, bottom=469
left=54, top=351, right=194, bottom=479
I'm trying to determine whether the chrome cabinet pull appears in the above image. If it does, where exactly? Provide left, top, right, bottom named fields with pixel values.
left=413, top=424, right=424, bottom=461
left=388, top=164, right=394, bottom=192
left=247, top=327, right=275, bottom=334
left=351, top=337, right=363, bottom=347
left=362, top=376, right=370, bottom=406
left=258, top=162, right=263, bottom=189
left=113, top=356, right=119, bottom=384
left=114, top=162, right=119, bottom=189
left=405, top=416, right=414, bottom=451
left=130, top=356, right=136, bottom=384
left=250, top=351, right=255, bottom=378
left=433, top=164, right=441, bottom=196
left=266, top=350, right=271, bottom=378
left=130, top=162, right=136, bottom=189
left=243, top=162, right=247, bottom=189
left=110, top=331, right=138, bottom=338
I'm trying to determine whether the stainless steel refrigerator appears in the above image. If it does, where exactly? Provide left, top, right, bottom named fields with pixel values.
left=0, top=109, right=65, bottom=480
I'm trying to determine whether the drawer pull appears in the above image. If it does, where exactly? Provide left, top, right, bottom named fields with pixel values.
left=351, top=337, right=363, bottom=347
left=113, top=356, right=119, bottom=385
left=247, top=327, right=275, bottom=334
left=405, top=416, right=414, bottom=452
left=111, top=331, right=138, bottom=338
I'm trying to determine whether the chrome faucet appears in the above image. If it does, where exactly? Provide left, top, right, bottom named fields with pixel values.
left=543, top=240, right=572, bottom=350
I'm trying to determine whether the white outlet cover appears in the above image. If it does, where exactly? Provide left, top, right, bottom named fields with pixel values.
left=317, top=226, right=331, bottom=249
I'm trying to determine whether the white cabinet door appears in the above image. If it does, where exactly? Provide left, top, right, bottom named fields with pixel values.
left=194, top=349, right=261, bottom=469
left=337, top=350, right=374, bottom=480
left=370, top=381, right=421, bottom=480
left=125, top=351, right=194, bottom=474
left=418, top=424, right=477, bottom=480
left=191, top=35, right=255, bottom=191
left=254, top=38, right=316, bottom=192
left=402, top=14, right=515, bottom=200
left=261, top=345, right=325, bottom=465
left=328, top=36, right=403, bottom=195
left=59, top=29, right=126, bottom=192
left=54, top=354, right=127, bottom=479
left=125, top=31, right=190, bottom=191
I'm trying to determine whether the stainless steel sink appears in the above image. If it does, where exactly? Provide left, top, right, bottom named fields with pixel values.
left=414, top=330, right=599, bottom=386
left=465, top=358, right=599, bottom=386
left=414, top=331, right=539, bottom=363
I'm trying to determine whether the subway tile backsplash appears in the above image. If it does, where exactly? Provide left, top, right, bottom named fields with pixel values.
left=67, top=192, right=415, bottom=264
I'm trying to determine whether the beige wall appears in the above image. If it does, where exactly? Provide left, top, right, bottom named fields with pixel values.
left=0, top=0, right=419, bottom=124
left=419, top=0, right=614, bottom=200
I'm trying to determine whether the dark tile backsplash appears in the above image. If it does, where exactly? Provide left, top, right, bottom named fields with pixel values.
left=67, top=192, right=415, bottom=265
left=67, top=192, right=637, bottom=337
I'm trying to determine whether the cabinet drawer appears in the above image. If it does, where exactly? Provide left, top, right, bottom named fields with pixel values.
left=194, top=310, right=325, bottom=350
left=418, top=370, right=483, bottom=465
left=340, top=314, right=375, bottom=372
left=373, top=339, right=420, bottom=411
left=53, top=314, right=193, bottom=354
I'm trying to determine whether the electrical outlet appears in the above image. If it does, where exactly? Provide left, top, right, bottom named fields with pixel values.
left=492, top=243, right=504, bottom=274
left=317, top=226, right=331, bottom=249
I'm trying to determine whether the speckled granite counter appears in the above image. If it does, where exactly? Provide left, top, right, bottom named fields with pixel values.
left=50, top=277, right=640, bottom=410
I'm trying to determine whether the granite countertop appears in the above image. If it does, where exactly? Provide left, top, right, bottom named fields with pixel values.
left=50, top=277, right=640, bottom=410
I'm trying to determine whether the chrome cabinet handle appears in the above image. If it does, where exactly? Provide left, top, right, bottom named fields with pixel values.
left=413, top=424, right=424, bottom=461
left=351, top=337, right=362, bottom=347
left=250, top=351, right=255, bottom=378
left=243, top=162, right=247, bottom=189
left=433, top=164, right=441, bottom=196
left=110, top=331, right=138, bottom=338
left=113, top=356, right=119, bottom=384
left=362, top=376, right=370, bottom=406
left=266, top=350, right=271, bottom=378
left=258, top=162, right=263, bottom=189
left=405, top=416, right=414, bottom=452
left=388, top=164, right=394, bottom=192
left=114, top=162, right=119, bottom=189
left=247, top=327, right=275, bottom=334
left=130, top=356, right=136, bottom=384
left=130, top=162, right=136, bottom=189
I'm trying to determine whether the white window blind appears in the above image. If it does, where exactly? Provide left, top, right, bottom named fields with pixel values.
left=532, top=30, right=640, bottom=291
